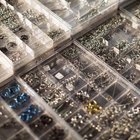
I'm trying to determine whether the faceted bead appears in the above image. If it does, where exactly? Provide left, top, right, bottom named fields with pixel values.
left=10, top=83, right=20, bottom=94
left=20, top=113, right=33, bottom=122
left=9, top=100, right=18, bottom=109
left=20, top=104, right=42, bottom=122
left=9, top=93, right=30, bottom=109
left=17, top=93, right=30, bottom=104
left=1, top=88, right=11, bottom=99
left=1, top=83, right=21, bottom=100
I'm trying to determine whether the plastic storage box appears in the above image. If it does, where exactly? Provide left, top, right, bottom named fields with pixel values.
left=0, top=51, right=13, bottom=83
left=0, top=0, right=53, bottom=57
left=77, top=11, right=140, bottom=91
left=0, top=24, right=34, bottom=70
left=13, top=42, right=139, bottom=140
left=4, top=0, right=71, bottom=46
left=0, top=0, right=140, bottom=140
left=0, top=78, right=82, bottom=140
left=120, top=0, right=140, bottom=29
left=37, top=0, right=119, bottom=34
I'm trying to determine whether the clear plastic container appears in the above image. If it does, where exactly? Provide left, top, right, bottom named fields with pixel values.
left=10, top=130, right=34, bottom=140
left=0, top=51, right=14, bottom=83
left=0, top=78, right=81, bottom=140
left=37, top=0, right=119, bottom=34
left=19, top=42, right=140, bottom=140
left=5, top=0, right=71, bottom=46
left=120, top=0, right=140, bottom=29
left=119, top=0, right=129, bottom=4
left=0, top=40, right=139, bottom=140
left=76, top=12, right=140, bottom=91
left=0, top=1, right=140, bottom=140
left=0, top=1, right=53, bottom=57
left=0, top=24, right=34, bottom=70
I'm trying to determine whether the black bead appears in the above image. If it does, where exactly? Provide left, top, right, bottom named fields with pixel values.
left=40, top=115, right=53, bottom=125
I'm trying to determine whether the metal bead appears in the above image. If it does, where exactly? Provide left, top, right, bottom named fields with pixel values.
left=89, top=72, right=113, bottom=91
left=74, top=90, right=90, bottom=103
left=84, top=100, right=102, bottom=115
left=95, top=104, right=125, bottom=127
left=117, top=92, right=138, bottom=109
left=61, top=45, right=80, bottom=60
left=62, top=75, right=78, bottom=91
left=62, top=75, right=77, bottom=84
left=57, top=98, right=78, bottom=118
left=124, top=71, right=137, bottom=83
left=80, top=121, right=102, bottom=140
left=67, top=110, right=89, bottom=131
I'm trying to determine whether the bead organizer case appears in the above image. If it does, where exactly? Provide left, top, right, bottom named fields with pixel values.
left=120, top=0, right=140, bottom=29
left=0, top=51, right=13, bottom=82
left=0, top=0, right=140, bottom=140
left=0, top=79, right=80, bottom=140
left=1, top=42, right=139, bottom=140
left=0, top=24, right=34, bottom=69
left=37, top=0, right=119, bottom=34
left=0, top=0, right=53, bottom=58
left=5, top=0, right=71, bottom=46
left=77, top=12, right=140, bottom=90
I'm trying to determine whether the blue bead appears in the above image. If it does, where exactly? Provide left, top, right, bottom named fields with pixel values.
left=29, top=105, right=41, bottom=115
left=19, top=104, right=42, bottom=122
left=9, top=93, right=30, bottom=109
left=10, top=83, right=20, bottom=94
left=1, top=88, right=11, bottom=99
left=17, top=93, right=30, bottom=104
left=20, top=112, right=33, bottom=122
left=22, top=93, right=30, bottom=101
left=9, top=98, right=20, bottom=109
left=1, top=83, right=21, bottom=100
left=9, top=100, right=18, bottom=109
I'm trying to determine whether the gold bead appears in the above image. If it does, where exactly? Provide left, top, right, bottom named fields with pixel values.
left=84, top=100, right=102, bottom=115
